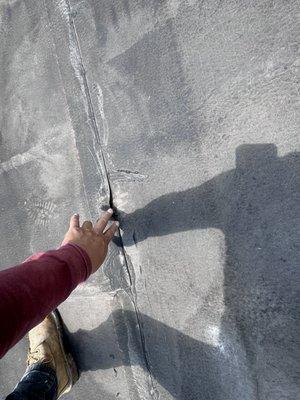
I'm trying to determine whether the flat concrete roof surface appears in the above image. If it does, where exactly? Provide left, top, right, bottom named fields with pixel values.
left=0, top=1, right=299, bottom=399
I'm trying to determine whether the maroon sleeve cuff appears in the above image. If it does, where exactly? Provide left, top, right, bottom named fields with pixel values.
left=24, top=243, right=92, bottom=283
left=59, top=243, right=93, bottom=281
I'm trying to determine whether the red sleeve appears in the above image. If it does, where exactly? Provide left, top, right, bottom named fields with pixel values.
left=0, top=243, right=92, bottom=359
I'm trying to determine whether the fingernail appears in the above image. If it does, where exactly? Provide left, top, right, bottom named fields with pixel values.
left=74, top=213, right=79, bottom=217
left=107, top=208, right=113, bottom=214
left=115, top=221, right=119, bottom=227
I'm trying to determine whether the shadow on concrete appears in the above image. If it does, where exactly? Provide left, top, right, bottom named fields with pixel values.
left=69, top=144, right=299, bottom=399
left=69, top=310, right=224, bottom=399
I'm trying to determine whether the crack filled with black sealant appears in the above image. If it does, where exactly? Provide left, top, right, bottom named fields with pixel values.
left=63, top=2, right=158, bottom=397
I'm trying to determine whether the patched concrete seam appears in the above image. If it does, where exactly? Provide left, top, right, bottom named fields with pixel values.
left=119, top=251, right=159, bottom=399
left=43, top=0, right=93, bottom=219
left=62, top=0, right=111, bottom=201
left=59, top=2, right=158, bottom=397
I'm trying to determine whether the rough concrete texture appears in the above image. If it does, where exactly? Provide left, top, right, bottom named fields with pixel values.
left=0, top=0, right=299, bottom=399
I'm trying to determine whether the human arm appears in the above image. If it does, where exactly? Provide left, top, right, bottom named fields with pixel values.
left=0, top=210, right=118, bottom=358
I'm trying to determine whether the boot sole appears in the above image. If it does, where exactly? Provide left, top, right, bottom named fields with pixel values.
left=50, top=309, right=79, bottom=397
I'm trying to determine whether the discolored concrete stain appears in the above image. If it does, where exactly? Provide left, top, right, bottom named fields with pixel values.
left=0, top=1, right=299, bottom=399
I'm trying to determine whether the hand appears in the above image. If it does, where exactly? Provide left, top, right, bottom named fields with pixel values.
left=61, top=209, right=119, bottom=273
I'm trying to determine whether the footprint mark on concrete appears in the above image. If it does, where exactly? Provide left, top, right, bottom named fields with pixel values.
left=24, top=197, right=57, bottom=226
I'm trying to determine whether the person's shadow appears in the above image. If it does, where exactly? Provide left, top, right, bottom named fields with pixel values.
left=68, top=144, right=299, bottom=399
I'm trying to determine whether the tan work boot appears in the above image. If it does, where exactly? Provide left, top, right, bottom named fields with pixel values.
left=27, top=310, right=78, bottom=398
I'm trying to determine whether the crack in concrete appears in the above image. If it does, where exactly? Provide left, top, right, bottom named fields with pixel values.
left=61, top=2, right=158, bottom=397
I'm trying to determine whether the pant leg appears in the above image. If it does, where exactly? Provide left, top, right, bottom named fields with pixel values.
left=5, top=363, right=58, bottom=400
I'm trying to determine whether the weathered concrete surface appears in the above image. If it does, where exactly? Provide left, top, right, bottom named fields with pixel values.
left=0, top=1, right=143, bottom=398
left=0, top=1, right=299, bottom=399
